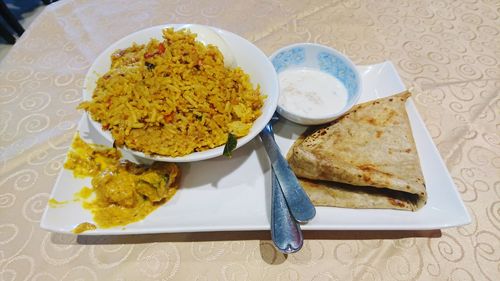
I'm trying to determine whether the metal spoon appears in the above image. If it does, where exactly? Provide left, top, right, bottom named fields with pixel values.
left=271, top=168, right=303, bottom=253
left=259, top=114, right=316, bottom=223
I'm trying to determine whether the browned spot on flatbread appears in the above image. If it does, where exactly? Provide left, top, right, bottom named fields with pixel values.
left=380, top=110, right=397, bottom=125
left=365, top=118, right=377, bottom=125
left=389, top=198, right=406, bottom=208
left=405, top=148, right=412, bottom=153
left=376, top=131, right=383, bottom=138
left=363, top=174, right=372, bottom=184
left=358, top=164, right=377, bottom=171
left=358, top=164, right=393, bottom=177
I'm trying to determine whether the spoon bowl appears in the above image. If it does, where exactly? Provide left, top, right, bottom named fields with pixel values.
left=271, top=168, right=303, bottom=253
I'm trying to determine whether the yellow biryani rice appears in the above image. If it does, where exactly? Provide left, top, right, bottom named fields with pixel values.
left=79, top=28, right=264, bottom=157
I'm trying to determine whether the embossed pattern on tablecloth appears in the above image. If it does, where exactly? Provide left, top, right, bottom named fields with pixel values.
left=0, top=0, right=498, bottom=280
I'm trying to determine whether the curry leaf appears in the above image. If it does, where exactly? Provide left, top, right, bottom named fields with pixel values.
left=223, top=133, right=237, bottom=158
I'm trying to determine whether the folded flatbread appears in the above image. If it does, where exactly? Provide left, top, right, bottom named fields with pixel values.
left=287, top=91, right=426, bottom=211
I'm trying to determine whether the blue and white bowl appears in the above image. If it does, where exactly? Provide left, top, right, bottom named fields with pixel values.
left=270, top=43, right=362, bottom=125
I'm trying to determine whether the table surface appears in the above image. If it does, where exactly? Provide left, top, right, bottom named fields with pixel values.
left=1, top=0, right=498, bottom=280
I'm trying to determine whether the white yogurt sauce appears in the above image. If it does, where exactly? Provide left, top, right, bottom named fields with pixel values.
left=278, top=68, right=348, bottom=117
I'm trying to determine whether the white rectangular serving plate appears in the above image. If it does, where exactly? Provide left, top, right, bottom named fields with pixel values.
left=40, top=61, right=470, bottom=235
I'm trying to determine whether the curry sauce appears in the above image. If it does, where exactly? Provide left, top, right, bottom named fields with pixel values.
left=58, top=134, right=180, bottom=233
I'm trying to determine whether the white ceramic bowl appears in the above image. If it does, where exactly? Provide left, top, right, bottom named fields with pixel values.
left=270, top=43, right=362, bottom=125
left=83, top=24, right=279, bottom=162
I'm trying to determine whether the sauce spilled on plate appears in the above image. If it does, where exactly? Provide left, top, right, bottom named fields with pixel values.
left=64, top=134, right=121, bottom=178
left=48, top=198, right=69, bottom=208
left=55, top=133, right=180, bottom=233
left=278, top=68, right=348, bottom=117
left=73, top=222, right=97, bottom=234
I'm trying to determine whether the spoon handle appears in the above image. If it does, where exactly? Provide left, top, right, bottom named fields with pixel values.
left=271, top=168, right=303, bottom=253
left=260, top=124, right=316, bottom=223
